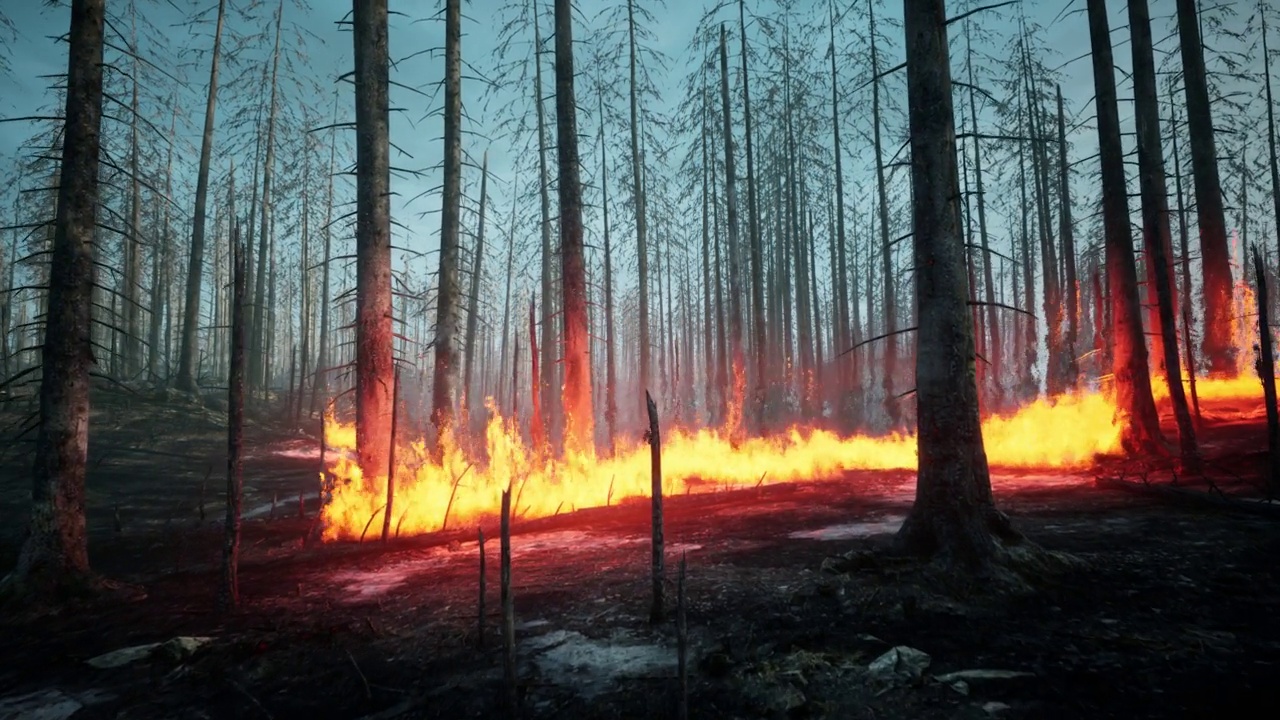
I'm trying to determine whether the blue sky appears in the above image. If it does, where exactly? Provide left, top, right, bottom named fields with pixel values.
left=0, top=0, right=1268, bottom=325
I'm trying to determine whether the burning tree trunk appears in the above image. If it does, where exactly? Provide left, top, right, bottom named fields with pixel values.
left=554, top=0, right=594, bottom=454
left=432, top=0, right=463, bottom=455
left=2, top=0, right=105, bottom=600
left=719, top=23, right=745, bottom=436
left=1129, top=0, right=1199, bottom=467
left=500, top=487, right=516, bottom=718
left=529, top=299, right=544, bottom=450
left=176, top=0, right=227, bottom=393
left=381, top=367, right=399, bottom=543
left=220, top=226, right=246, bottom=612
left=1086, top=0, right=1165, bottom=454
left=896, top=0, right=1021, bottom=568
left=353, top=0, right=395, bottom=481
left=1176, top=0, right=1236, bottom=376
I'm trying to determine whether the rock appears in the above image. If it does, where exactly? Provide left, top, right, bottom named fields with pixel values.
left=934, top=669, right=1034, bottom=685
left=86, top=636, right=212, bottom=669
left=982, top=701, right=1012, bottom=715
left=0, top=689, right=83, bottom=720
left=867, top=646, right=931, bottom=684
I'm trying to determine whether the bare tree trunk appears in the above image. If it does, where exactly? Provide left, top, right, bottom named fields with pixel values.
left=220, top=225, right=246, bottom=612
left=718, top=23, right=745, bottom=435
left=740, top=0, right=765, bottom=431
left=125, top=7, right=143, bottom=379
left=464, top=151, right=489, bottom=411
left=1129, top=0, right=1199, bottom=467
left=498, top=211, right=516, bottom=417
left=554, top=0, right=594, bottom=453
left=1176, top=0, right=1237, bottom=376
left=597, top=87, right=617, bottom=450
left=868, top=0, right=898, bottom=428
left=532, top=2, right=559, bottom=443
left=628, top=0, right=650, bottom=417
left=353, top=0, right=395, bottom=482
left=1264, top=8, right=1280, bottom=270
left=149, top=107, right=177, bottom=383
left=1169, top=89, right=1202, bottom=420
left=431, top=0, right=463, bottom=456
left=896, top=0, right=1019, bottom=567
left=176, top=0, right=227, bottom=392
left=964, top=26, right=1002, bottom=407
left=3, top=0, right=104, bottom=600
left=1054, top=86, right=1079, bottom=391
left=1252, top=245, right=1279, bottom=496
left=1087, top=0, right=1165, bottom=454
left=311, top=93, right=339, bottom=417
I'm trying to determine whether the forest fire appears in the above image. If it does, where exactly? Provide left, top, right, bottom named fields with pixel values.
left=319, top=390, right=1128, bottom=541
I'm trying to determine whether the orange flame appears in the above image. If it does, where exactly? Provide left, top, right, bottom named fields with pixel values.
left=319, top=390, right=1126, bottom=541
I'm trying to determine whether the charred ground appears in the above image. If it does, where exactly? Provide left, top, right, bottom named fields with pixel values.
left=0, top=387, right=1278, bottom=720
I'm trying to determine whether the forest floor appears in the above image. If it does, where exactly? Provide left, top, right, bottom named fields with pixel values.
left=0, top=386, right=1278, bottom=720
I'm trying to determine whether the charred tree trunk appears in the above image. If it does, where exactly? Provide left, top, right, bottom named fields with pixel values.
left=896, top=0, right=1020, bottom=567
left=464, top=151, right=489, bottom=411
left=740, top=0, right=766, bottom=431
left=149, top=107, right=177, bottom=383
left=646, top=390, right=663, bottom=623
left=965, top=27, right=1002, bottom=407
left=1177, top=0, right=1237, bottom=376
left=1252, top=246, right=1279, bottom=496
left=555, top=0, right=594, bottom=453
left=250, top=0, right=284, bottom=394
left=176, top=0, right=227, bottom=393
left=1129, top=0, right=1199, bottom=467
left=719, top=23, right=745, bottom=435
left=220, top=226, right=246, bottom=612
left=1170, top=92, right=1202, bottom=421
left=598, top=89, right=618, bottom=451
left=432, top=0, right=463, bottom=455
left=869, top=0, right=898, bottom=428
left=1264, top=9, right=1280, bottom=270
left=532, top=3, right=559, bottom=443
left=628, top=0, right=650, bottom=421
left=1087, top=0, right=1166, bottom=454
left=1055, top=87, right=1079, bottom=390
left=353, top=0, right=395, bottom=482
left=311, top=94, right=339, bottom=417
left=2, top=0, right=105, bottom=600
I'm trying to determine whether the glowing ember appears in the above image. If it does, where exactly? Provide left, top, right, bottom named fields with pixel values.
left=319, top=389, right=1128, bottom=541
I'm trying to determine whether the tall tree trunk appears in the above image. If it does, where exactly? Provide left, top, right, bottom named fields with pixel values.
left=463, top=150, right=489, bottom=410
left=738, top=0, right=766, bottom=431
left=1176, top=0, right=1236, bottom=376
left=251, top=0, right=284, bottom=394
left=1086, top=0, right=1166, bottom=454
left=897, top=0, right=1019, bottom=567
left=3, top=0, right=105, bottom=598
left=555, top=0, right=594, bottom=453
left=700, top=71, right=714, bottom=423
left=830, top=0, right=853, bottom=408
left=176, top=0, right=227, bottom=392
left=965, top=26, right=1002, bottom=407
left=598, top=88, right=617, bottom=451
left=1169, top=86, right=1201, bottom=418
left=311, top=93, right=339, bottom=417
left=868, top=0, right=898, bottom=428
left=220, top=223, right=245, bottom=612
left=1264, top=7, right=1280, bottom=271
left=1055, top=86, right=1079, bottom=390
left=498, top=210, right=516, bottom=419
left=432, top=0, right=464, bottom=455
left=718, top=23, right=745, bottom=435
left=1129, top=0, right=1199, bottom=467
left=125, top=7, right=142, bottom=379
left=533, top=2, right=559, bottom=441
left=353, top=0, right=395, bottom=483
left=628, top=0, right=651, bottom=414
left=149, top=106, right=177, bottom=383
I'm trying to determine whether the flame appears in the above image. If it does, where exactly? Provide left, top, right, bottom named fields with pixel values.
left=319, top=388, right=1127, bottom=541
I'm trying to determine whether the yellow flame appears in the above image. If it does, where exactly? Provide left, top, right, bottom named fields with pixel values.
left=319, top=389, right=1126, bottom=541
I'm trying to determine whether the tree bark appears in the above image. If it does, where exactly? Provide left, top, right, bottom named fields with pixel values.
left=896, top=0, right=1018, bottom=567
left=1086, top=0, right=1166, bottom=454
left=220, top=225, right=246, bottom=612
left=868, top=0, right=898, bottom=428
left=718, top=23, right=745, bottom=436
left=1129, top=0, right=1199, bottom=467
left=4, top=0, right=104, bottom=598
left=628, top=0, right=650, bottom=422
left=598, top=89, right=617, bottom=451
left=740, top=0, right=766, bottom=431
left=431, top=0, right=463, bottom=456
left=176, top=0, right=227, bottom=392
left=1054, top=86, right=1079, bottom=390
left=533, top=1, right=559, bottom=443
left=463, top=150, right=489, bottom=411
left=353, top=0, right=395, bottom=481
left=554, top=0, right=594, bottom=454
left=1176, top=0, right=1237, bottom=376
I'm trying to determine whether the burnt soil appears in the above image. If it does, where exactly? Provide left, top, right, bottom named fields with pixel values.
left=1, top=387, right=1278, bottom=720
